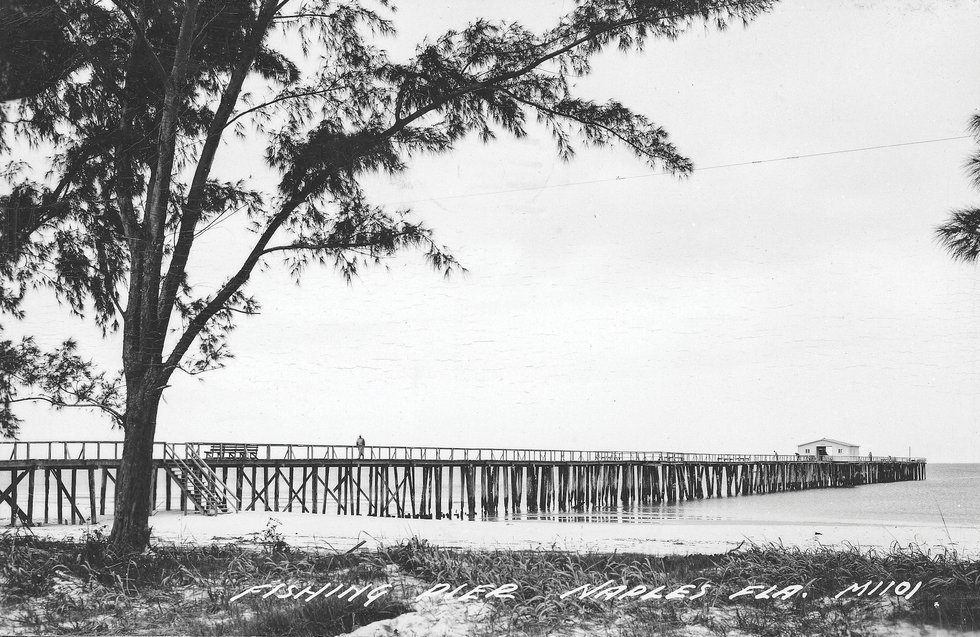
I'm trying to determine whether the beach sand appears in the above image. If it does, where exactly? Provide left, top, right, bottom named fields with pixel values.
left=12, top=512, right=980, bottom=637
left=20, top=510, right=980, bottom=557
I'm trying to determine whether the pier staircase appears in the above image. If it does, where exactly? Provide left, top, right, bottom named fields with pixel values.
left=162, top=443, right=240, bottom=515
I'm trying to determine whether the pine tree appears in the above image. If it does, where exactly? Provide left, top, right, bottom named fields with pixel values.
left=937, top=115, right=980, bottom=261
left=0, top=0, right=774, bottom=551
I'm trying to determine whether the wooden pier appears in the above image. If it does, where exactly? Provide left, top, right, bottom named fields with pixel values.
left=0, top=441, right=927, bottom=526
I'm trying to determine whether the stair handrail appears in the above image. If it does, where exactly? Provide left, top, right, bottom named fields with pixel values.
left=184, top=444, right=241, bottom=512
left=162, top=443, right=214, bottom=513
left=163, top=443, right=229, bottom=514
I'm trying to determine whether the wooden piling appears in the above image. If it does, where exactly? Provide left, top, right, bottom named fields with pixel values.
left=0, top=447, right=928, bottom=527
left=44, top=468, right=50, bottom=524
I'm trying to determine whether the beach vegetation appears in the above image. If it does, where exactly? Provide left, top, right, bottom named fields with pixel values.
left=1, top=530, right=977, bottom=635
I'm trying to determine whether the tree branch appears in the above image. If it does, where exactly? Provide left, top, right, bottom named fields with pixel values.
left=376, top=15, right=652, bottom=143
left=143, top=0, right=200, bottom=240
left=157, top=0, right=280, bottom=336
left=260, top=233, right=414, bottom=256
left=223, top=85, right=347, bottom=130
left=376, top=2, right=766, bottom=147
left=498, top=87, right=681, bottom=167
left=108, top=0, right=168, bottom=82
left=161, top=196, right=301, bottom=378
left=9, top=395, right=123, bottom=423
left=49, top=3, right=126, bottom=103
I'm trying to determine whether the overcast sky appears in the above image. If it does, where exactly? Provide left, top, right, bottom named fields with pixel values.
left=13, top=0, right=980, bottom=462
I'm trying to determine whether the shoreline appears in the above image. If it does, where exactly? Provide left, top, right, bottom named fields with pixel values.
left=17, top=510, right=980, bottom=557
left=5, top=524, right=976, bottom=637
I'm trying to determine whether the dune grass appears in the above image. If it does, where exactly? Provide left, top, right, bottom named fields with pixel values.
left=0, top=521, right=407, bottom=636
left=714, top=542, right=980, bottom=635
left=384, top=538, right=980, bottom=636
left=0, top=525, right=977, bottom=636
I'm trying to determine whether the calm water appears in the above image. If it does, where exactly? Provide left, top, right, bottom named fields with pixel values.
left=499, top=464, right=980, bottom=528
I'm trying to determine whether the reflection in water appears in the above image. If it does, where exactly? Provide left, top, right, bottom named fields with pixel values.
left=476, top=464, right=977, bottom=528
left=486, top=504, right=728, bottom=524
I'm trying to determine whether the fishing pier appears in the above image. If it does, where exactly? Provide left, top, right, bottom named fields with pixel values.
left=0, top=441, right=927, bottom=526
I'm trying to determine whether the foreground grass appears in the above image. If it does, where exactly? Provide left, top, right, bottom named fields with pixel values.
left=385, top=539, right=980, bottom=636
left=0, top=525, right=978, bottom=636
left=0, top=522, right=408, bottom=636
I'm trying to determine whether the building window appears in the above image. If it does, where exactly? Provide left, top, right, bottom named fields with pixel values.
left=805, top=448, right=810, bottom=453
left=838, top=448, right=842, bottom=453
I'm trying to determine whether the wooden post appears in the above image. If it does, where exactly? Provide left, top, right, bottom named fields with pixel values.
left=44, top=468, right=50, bottom=524
left=310, top=466, right=319, bottom=513
left=26, top=467, right=35, bottom=526
left=434, top=466, right=443, bottom=519
left=407, top=465, right=416, bottom=517
left=498, top=466, right=505, bottom=516
left=299, top=466, right=309, bottom=513
left=70, top=469, right=78, bottom=524
left=222, top=466, right=229, bottom=509
left=466, top=465, right=476, bottom=519
left=477, top=466, right=485, bottom=516
left=180, top=466, right=188, bottom=512
left=502, top=465, right=509, bottom=515
left=341, top=466, right=347, bottom=515
left=379, top=466, right=386, bottom=515
left=368, top=465, right=375, bottom=516
left=56, top=469, right=64, bottom=524
left=511, top=465, right=520, bottom=513
left=88, top=468, right=96, bottom=523
left=273, top=466, right=280, bottom=512
left=525, top=464, right=536, bottom=513
left=10, top=469, right=17, bottom=526
left=356, top=465, right=363, bottom=516
left=379, top=465, right=387, bottom=515
left=517, top=465, right=525, bottom=513
left=448, top=465, right=454, bottom=518
left=354, top=466, right=361, bottom=515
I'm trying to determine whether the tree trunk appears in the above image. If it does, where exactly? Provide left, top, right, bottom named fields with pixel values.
left=108, top=388, right=161, bottom=552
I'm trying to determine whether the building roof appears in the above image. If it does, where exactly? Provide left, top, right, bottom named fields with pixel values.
left=797, top=438, right=859, bottom=448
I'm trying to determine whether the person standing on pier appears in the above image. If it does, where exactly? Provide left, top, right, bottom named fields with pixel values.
left=356, top=435, right=366, bottom=459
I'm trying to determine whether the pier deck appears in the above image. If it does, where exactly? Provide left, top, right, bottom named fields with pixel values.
left=0, top=441, right=927, bottom=526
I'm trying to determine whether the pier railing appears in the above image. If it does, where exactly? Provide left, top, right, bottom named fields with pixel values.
left=0, top=440, right=927, bottom=464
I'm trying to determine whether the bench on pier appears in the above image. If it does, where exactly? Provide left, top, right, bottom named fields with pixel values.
left=204, top=443, right=259, bottom=459
left=595, top=452, right=624, bottom=461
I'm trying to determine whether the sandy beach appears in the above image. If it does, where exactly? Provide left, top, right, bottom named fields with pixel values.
left=19, top=510, right=980, bottom=557
left=8, top=512, right=980, bottom=637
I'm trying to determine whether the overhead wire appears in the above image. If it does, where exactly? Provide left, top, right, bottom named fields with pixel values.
left=386, top=134, right=974, bottom=206
left=193, top=134, right=973, bottom=237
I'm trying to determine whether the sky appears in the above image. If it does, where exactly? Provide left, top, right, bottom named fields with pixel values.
left=10, top=0, right=980, bottom=462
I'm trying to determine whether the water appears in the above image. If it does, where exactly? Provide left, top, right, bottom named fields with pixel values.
left=504, top=464, right=979, bottom=528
